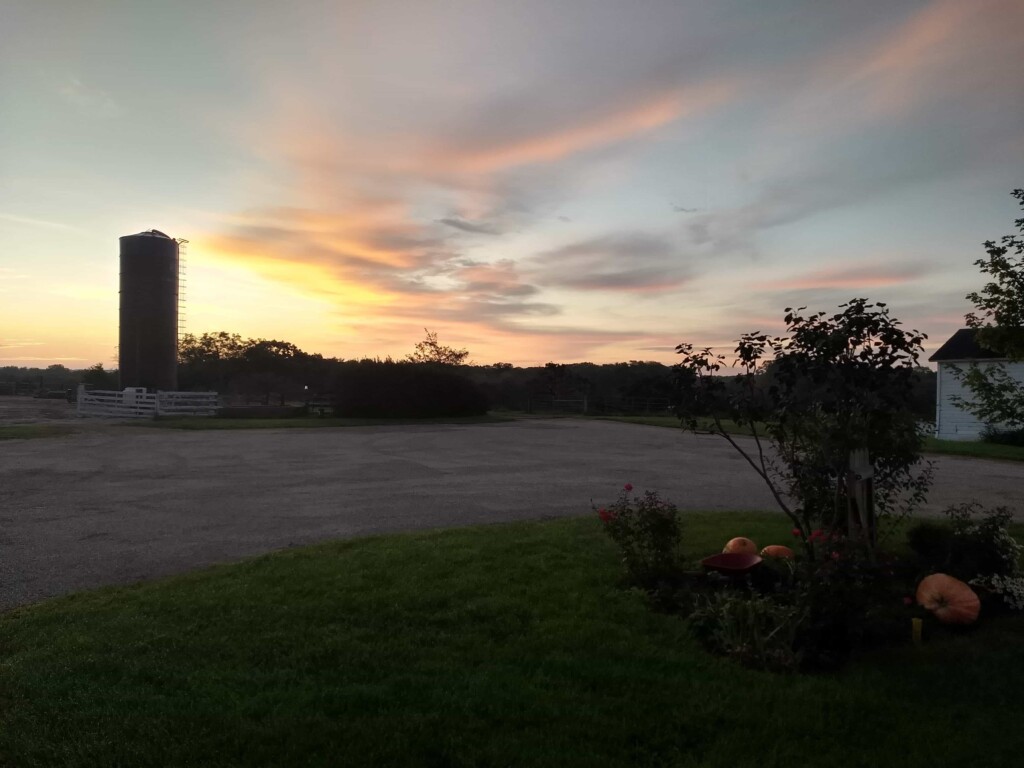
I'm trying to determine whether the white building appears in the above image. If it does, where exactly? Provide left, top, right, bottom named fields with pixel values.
left=929, top=329, right=1024, bottom=441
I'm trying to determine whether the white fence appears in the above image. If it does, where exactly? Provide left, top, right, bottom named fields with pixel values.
left=77, top=385, right=219, bottom=419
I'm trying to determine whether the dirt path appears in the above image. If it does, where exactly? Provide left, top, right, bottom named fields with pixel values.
left=2, top=419, right=1021, bottom=610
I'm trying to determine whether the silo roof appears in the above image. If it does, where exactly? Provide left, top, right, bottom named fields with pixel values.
left=129, top=229, right=172, bottom=238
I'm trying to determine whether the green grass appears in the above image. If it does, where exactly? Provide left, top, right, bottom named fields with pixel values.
left=921, top=436, right=1024, bottom=462
left=131, top=414, right=515, bottom=430
left=598, top=415, right=1024, bottom=462
left=596, top=415, right=760, bottom=435
left=3, top=513, right=1023, bottom=767
left=0, top=424, right=76, bottom=441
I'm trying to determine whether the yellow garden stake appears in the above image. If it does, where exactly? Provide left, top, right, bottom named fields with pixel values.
left=912, top=618, right=923, bottom=646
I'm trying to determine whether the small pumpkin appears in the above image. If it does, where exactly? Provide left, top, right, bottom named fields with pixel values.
left=916, top=573, right=981, bottom=625
left=760, top=544, right=795, bottom=560
left=723, top=537, right=758, bottom=555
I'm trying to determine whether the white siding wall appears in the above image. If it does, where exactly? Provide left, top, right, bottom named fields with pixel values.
left=936, top=360, right=1024, bottom=441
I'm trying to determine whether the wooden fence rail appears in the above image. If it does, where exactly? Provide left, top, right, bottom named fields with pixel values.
left=77, top=386, right=219, bottom=419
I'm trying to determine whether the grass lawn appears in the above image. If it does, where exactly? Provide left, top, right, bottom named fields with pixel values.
left=132, top=414, right=514, bottom=430
left=2, top=513, right=1023, bottom=767
left=920, top=436, right=1024, bottom=462
left=0, top=424, right=76, bottom=441
left=596, top=415, right=1024, bottom=463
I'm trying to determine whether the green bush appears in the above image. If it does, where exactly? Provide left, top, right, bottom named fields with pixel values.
left=333, top=361, right=489, bottom=418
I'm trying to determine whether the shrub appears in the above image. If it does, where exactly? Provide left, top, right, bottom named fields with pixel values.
left=788, top=545, right=914, bottom=668
left=333, top=361, right=489, bottom=418
left=596, top=486, right=683, bottom=589
left=981, top=426, right=1024, bottom=447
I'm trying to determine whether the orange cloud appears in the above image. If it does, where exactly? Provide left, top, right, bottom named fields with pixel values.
left=428, top=80, right=737, bottom=174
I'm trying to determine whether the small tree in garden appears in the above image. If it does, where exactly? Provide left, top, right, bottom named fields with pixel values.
left=675, top=299, right=933, bottom=556
left=953, top=188, right=1024, bottom=429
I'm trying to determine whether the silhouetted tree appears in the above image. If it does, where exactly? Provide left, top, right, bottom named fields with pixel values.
left=81, top=363, right=118, bottom=390
left=405, top=329, right=470, bottom=365
left=676, top=299, right=933, bottom=554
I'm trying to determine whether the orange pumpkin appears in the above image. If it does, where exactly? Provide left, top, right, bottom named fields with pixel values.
left=916, top=574, right=981, bottom=625
left=760, top=544, right=795, bottom=560
left=723, top=537, right=758, bottom=555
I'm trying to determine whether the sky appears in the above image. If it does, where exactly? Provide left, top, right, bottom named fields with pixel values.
left=1, top=0, right=1022, bottom=368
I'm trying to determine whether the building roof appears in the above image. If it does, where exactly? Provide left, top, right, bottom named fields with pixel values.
left=928, top=328, right=1006, bottom=362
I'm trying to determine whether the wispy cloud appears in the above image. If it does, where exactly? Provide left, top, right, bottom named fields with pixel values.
left=759, top=263, right=923, bottom=292
left=436, top=217, right=502, bottom=235
left=57, top=77, right=120, bottom=116
left=0, top=213, right=82, bottom=232
left=426, top=80, right=737, bottom=174
left=0, top=339, right=44, bottom=349
left=0, top=356, right=86, bottom=362
left=528, top=232, right=693, bottom=293
left=685, top=0, right=1024, bottom=258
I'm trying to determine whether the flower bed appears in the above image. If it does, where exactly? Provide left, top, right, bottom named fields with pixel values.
left=596, top=484, right=1023, bottom=672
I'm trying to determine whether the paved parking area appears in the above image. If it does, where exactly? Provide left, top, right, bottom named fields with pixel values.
left=2, top=418, right=1022, bottom=609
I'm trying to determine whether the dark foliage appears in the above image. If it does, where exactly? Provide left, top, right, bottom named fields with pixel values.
left=982, top=425, right=1024, bottom=446
left=333, top=361, right=489, bottom=418
left=178, top=332, right=334, bottom=403
left=907, top=502, right=1020, bottom=582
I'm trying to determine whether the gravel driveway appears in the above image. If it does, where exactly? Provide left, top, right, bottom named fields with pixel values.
left=2, top=418, right=1022, bottom=610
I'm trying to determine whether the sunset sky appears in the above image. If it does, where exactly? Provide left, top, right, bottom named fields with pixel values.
left=2, top=0, right=1022, bottom=367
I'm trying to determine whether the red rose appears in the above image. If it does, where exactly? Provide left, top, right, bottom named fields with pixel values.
left=623, top=483, right=633, bottom=492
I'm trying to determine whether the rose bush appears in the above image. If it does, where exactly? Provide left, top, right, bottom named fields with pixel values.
left=596, top=485, right=683, bottom=589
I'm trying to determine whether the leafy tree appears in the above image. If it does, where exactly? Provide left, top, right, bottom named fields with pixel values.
left=177, top=332, right=329, bottom=400
left=178, top=332, right=246, bottom=365
left=405, top=329, right=470, bottom=365
left=675, top=299, right=933, bottom=555
left=954, top=188, right=1024, bottom=428
left=81, top=363, right=118, bottom=390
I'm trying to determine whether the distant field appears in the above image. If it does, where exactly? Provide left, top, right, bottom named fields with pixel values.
left=595, top=415, right=1024, bottom=463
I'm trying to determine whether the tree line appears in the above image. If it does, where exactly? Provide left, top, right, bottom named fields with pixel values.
left=0, top=329, right=938, bottom=419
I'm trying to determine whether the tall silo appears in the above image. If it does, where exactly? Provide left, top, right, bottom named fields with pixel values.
left=119, top=229, right=179, bottom=391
